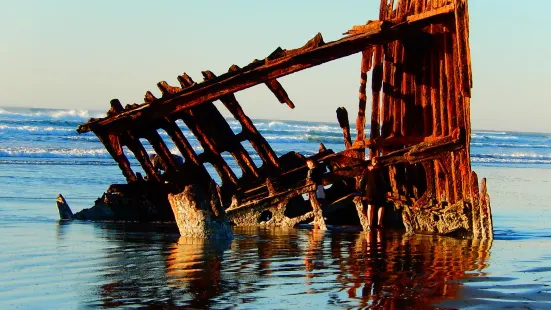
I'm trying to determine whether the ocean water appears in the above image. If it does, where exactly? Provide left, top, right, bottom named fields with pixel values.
left=0, top=106, right=550, bottom=309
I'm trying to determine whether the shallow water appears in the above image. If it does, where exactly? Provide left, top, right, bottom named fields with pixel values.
left=1, top=216, right=550, bottom=309
left=0, top=224, right=494, bottom=309
left=1, top=107, right=550, bottom=309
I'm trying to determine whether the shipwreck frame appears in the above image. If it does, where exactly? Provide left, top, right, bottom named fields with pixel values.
left=76, top=0, right=492, bottom=239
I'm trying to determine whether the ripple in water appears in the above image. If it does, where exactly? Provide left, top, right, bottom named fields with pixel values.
left=0, top=224, right=513, bottom=309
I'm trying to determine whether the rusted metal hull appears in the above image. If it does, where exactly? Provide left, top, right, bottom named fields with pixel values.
left=76, top=0, right=492, bottom=239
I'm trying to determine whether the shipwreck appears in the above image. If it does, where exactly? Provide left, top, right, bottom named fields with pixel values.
left=63, top=0, right=492, bottom=239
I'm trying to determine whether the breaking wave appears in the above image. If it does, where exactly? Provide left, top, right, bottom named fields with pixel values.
left=254, top=120, right=346, bottom=134
left=0, top=159, right=114, bottom=166
left=0, top=147, right=111, bottom=159
left=472, top=133, right=519, bottom=140
left=474, top=130, right=508, bottom=135
left=62, top=136, right=99, bottom=142
left=471, top=142, right=551, bottom=149
left=472, top=152, right=551, bottom=164
left=264, top=134, right=343, bottom=143
left=0, top=107, right=103, bottom=121
left=0, top=124, right=74, bottom=135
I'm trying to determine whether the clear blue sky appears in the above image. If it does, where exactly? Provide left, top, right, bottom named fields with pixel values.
left=1, top=0, right=550, bottom=133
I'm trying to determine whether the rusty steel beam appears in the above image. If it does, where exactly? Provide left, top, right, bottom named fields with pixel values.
left=200, top=70, right=262, bottom=179
left=123, top=132, right=162, bottom=183
left=178, top=110, right=239, bottom=189
left=369, top=45, right=384, bottom=158
left=218, top=92, right=281, bottom=171
left=351, top=135, right=426, bottom=150
left=265, top=79, right=295, bottom=109
left=144, top=130, right=180, bottom=173
left=97, top=132, right=137, bottom=183
left=376, top=129, right=464, bottom=166
left=336, top=107, right=352, bottom=149
left=354, top=47, right=374, bottom=161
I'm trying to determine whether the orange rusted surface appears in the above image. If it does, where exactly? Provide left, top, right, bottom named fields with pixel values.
left=78, top=0, right=491, bottom=237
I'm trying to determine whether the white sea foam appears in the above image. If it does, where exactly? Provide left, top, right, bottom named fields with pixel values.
left=64, top=136, right=98, bottom=141
left=471, top=152, right=551, bottom=164
left=472, top=133, right=519, bottom=140
left=167, top=146, right=204, bottom=155
left=507, top=152, right=551, bottom=158
left=472, top=157, right=551, bottom=164
left=263, top=134, right=343, bottom=143
left=485, top=135, right=518, bottom=140
left=253, top=121, right=344, bottom=134
left=0, top=159, right=113, bottom=166
left=0, top=124, right=74, bottom=134
left=0, top=147, right=111, bottom=159
left=475, top=130, right=508, bottom=135
left=50, top=109, right=92, bottom=119
left=471, top=142, right=551, bottom=149
left=475, top=152, right=551, bottom=158
left=0, top=107, right=103, bottom=120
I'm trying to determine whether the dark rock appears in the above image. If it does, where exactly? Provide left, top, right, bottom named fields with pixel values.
left=56, top=194, right=73, bottom=220
left=57, top=181, right=174, bottom=222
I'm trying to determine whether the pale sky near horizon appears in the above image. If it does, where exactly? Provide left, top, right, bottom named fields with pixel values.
left=1, top=0, right=550, bottom=133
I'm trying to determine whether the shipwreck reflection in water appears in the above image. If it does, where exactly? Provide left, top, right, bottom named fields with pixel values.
left=91, top=225, right=491, bottom=308
left=334, top=231, right=492, bottom=308
left=165, top=237, right=232, bottom=309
